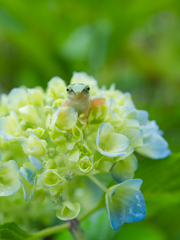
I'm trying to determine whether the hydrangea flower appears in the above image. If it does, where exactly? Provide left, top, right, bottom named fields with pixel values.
left=0, top=72, right=170, bottom=230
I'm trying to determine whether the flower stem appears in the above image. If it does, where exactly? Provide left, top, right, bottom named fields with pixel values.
left=29, top=222, right=70, bottom=240
left=88, top=175, right=108, bottom=192
left=79, top=200, right=105, bottom=222
left=69, top=218, right=88, bottom=240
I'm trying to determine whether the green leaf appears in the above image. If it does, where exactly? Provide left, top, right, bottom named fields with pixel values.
left=114, top=222, right=166, bottom=240
left=0, top=222, right=32, bottom=240
left=134, top=153, right=180, bottom=219
left=135, top=153, right=180, bottom=192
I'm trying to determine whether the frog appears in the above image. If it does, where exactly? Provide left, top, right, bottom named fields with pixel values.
left=62, top=83, right=105, bottom=126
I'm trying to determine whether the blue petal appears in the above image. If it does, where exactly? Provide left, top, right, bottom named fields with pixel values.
left=106, top=179, right=146, bottom=230
left=20, top=166, right=36, bottom=183
left=124, top=190, right=146, bottom=223
left=135, top=110, right=149, bottom=126
left=18, top=173, right=35, bottom=201
left=29, top=155, right=43, bottom=170
left=105, top=194, right=125, bottom=231
left=136, top=133, right=171, bottom=159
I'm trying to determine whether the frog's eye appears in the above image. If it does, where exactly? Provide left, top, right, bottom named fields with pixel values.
left=87, top=86, right=90, bottom=91
left=66, top=88, right=70, bottom=92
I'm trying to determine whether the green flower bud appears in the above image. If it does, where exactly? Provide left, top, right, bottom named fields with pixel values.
left=47, top=148, right=56, bottom=158
left=56, top=201, right=80, bottom=221
left=78, top=156, right=93, bottom=173
left=45, top=159, right=57, bottom=169
left=38, top=170, right=63, bottom=187
left=64, top=170, right=75, bottom=181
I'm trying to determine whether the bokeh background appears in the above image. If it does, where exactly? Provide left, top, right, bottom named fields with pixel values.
left=0, top=0, right=180, bottom=240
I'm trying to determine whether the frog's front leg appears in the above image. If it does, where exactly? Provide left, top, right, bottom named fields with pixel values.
left=91, top=97, right=106, bottom=109
left=61, top=100, right=69, bottom=108
left=81, top=107, right=91, bottom=129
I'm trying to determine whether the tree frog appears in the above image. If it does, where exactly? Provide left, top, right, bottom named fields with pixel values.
left=62, top=83, right=105, bottom=126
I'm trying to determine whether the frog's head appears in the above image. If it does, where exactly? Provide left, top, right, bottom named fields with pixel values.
left=66, top=84, right=90, bottom=99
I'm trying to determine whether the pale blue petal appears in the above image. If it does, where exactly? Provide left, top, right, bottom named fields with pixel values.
left=127, top=109, right=148, bottom=126
left=110, top=179, right=143, bottom=194
left=140, top=120, right=159, bottom=138
left=29, top=155, right=43, bottom=170
left=136, top=133, right=171, bottom=159
left=135, top=110, right=149, bottom=126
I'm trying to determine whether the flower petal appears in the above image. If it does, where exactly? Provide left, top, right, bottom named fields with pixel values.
left=106, top=179, right=146, bottom=230
left=56, top=201, right=80, bottom=220
left=38, top=169, right=62, bottom=187
left=96, top=123, right=130, bottom=157
left=0, top=111, right=23, bottom=140
left=67, top=149, right=80, bottom=163
left=136, top=133, right=171, bottom=159
left=0, top=160, right=20, bottom=196
left=140, top=120, right=159, bottom=138
left=18, top=172, right=35, bottom=201
left=20, top=162, right=36, bottom=183
left=19, top=105, right=38, bottom=123
left=128, top=109, right=149, bottom=126
left=21, top=133, right=47, bottom=157
left=51, top=107, right=78, bottom=132
left=111, top=154, right=138, bottom=183
left=29, top=155, right=43, bottom=170
left=78, top=156, right=93, bottom=173
left=7, top=88, right=29, bottom=111
left=122, top=129, right=143, bottom=148
left=46, top=76, right=66, bottom=104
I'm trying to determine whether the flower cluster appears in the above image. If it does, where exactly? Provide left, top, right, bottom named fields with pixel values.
left=0, top=72, right=170, bottom=230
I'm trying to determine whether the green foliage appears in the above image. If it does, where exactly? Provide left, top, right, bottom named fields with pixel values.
left=0, top=222, right=31, bottom=240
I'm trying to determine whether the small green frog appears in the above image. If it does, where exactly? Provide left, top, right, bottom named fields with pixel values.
left=62, top=83, right=105, bottom=126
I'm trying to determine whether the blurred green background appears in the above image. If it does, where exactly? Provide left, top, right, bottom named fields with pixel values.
left=0, top=0, right=180, bottom=240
